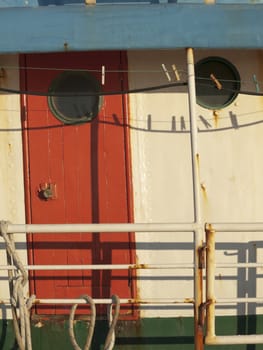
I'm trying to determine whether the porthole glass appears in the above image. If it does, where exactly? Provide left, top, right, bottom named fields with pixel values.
left=195, top=57, right=240, bottom=110
left=48, top=71, right=102, bottom=124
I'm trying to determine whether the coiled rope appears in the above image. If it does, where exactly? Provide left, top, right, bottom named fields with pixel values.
left=104, top=295, right=120, bottom=350
left=69, top=295, right=96, bottom=350
left=0, top=220, right=35, bottom=350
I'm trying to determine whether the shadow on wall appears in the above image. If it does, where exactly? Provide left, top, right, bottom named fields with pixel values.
left=37, top=0, right=148, bottom=4
left=37, top=0, right=177, bottom=4
left=38, top=0, right=84, bottom=4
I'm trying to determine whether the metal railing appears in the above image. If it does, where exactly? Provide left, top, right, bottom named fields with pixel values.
left=0, top=220, right=199, bottom=350
left=1, top=220, right=263, bottom=348
left=205, top=223, right=263, bottom=345
left=1, top=48, right=263, bottom=349
left=0, top=221, right=198, bottom=309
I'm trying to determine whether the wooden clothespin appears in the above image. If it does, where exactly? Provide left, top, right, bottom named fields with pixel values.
left=210, top=73, right=222, bottom=90
left=162, top=64, right=171, bottom=82
left=172, top=64, right=180, bottom=81
left=101, top=65, right=105, bottom=85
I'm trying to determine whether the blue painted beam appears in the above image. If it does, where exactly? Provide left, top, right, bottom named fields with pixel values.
left=2, top=0, right=263, bottom=6
left=0, top=0, right=84, bottom=6
left=0, top=4, right=263, bottom=53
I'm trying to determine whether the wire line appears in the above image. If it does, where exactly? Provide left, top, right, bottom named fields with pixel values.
left=0, top=79, right=262, bottom=97
left=0, top=82, right=188, bottom=97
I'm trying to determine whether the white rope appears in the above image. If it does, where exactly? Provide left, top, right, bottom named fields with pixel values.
left=104, top=295, right=120, bottom=350
left=0, top=221, right=35, bottom=350
left=69, top=295, right=96, bottom=350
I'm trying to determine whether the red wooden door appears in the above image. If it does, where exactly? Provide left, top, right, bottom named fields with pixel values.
left=21, top=52, right=135, bottom=316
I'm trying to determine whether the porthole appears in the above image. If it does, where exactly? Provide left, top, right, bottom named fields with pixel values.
left=48, top=71, right=102, bottom=124
left=195, top=57, right=240, bottom=110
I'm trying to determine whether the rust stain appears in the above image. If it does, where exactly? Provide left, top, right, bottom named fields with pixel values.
left=198, top=303, right=206, bottom=328
left=196, top=325, right=205, bottom=350
left=201, top=183, right=207, bottom=197
left=184, top=298, right=195, bottom=304
left=205, top=223, right=214, bottom=233
left=196, top=153, right=200, bottom=170
left=201, top=181, right=210, bottom=221
left=195, top=243, right=205, bottom=349
left=132, top=256, right=141, bottom=319
left=213, top=110, right=219, bottom=128
left=132, top=263, right=148, bottom=269
left=198, top=243, right=206, bottom=269
left=127, top=298, right=141, bottom=304
left=201, top=182, right=208, bottom=214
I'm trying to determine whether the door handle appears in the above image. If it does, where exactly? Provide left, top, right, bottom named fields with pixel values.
left=38, top=183, right=57, bottom=200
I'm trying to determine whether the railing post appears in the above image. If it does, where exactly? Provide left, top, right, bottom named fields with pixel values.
left=205, top=224, right=216, bottom=342
left=186, top=47, right=204, bottom=350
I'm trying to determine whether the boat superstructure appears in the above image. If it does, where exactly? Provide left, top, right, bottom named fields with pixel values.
left=0, top=2, right=263, bottom=349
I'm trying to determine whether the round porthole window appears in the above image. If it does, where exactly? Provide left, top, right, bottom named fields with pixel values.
left=48, top=71, right=102, bottom=124
left=195, top=57, right=240, bottom=110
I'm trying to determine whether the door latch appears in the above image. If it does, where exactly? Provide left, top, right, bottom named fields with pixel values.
left=38, top=183, right=57, bottom=200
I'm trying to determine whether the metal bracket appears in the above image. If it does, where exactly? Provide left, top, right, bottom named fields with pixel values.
left=38, top=183, right=57, bottom=201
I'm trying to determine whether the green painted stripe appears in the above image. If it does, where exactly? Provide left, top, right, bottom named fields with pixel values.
left=1, top=316, right=263, bottom=349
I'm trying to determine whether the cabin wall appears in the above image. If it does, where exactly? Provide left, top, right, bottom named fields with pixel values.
left=128, top=49, right=263, bottom=317
left=0, top=50, right=262, bottom=323
left=0, top=55, right=27, bottom=319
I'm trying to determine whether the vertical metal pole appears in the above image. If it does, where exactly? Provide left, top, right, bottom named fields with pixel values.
left=186, top=48, right=204, bottom=350
left=206, top=226, right=216, bottom=341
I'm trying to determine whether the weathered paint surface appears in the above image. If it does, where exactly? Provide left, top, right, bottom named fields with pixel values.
left=128, top=49, right=263, bottom=317
left=0, top=5, right=262, bottom=53
left=1, top=316, right=263, bottom=349
left=0, top=48, right=263, bottom=338
left=22, top=52, right=136, bottom=316
left=0, top=55, right=27, bottom=320
left=2, top=0, right=263, bottom=6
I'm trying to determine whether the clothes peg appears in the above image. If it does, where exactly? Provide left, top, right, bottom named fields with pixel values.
left=172, top=64, right=180, bottom=81
left=161, top=64, right=171, bottom=82
left=210, top=73, right=222, bottom=90
left=101, top=65, right=105, bottom=85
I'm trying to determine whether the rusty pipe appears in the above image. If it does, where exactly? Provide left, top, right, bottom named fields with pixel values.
left=205, top=226, right=216, bottom=339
